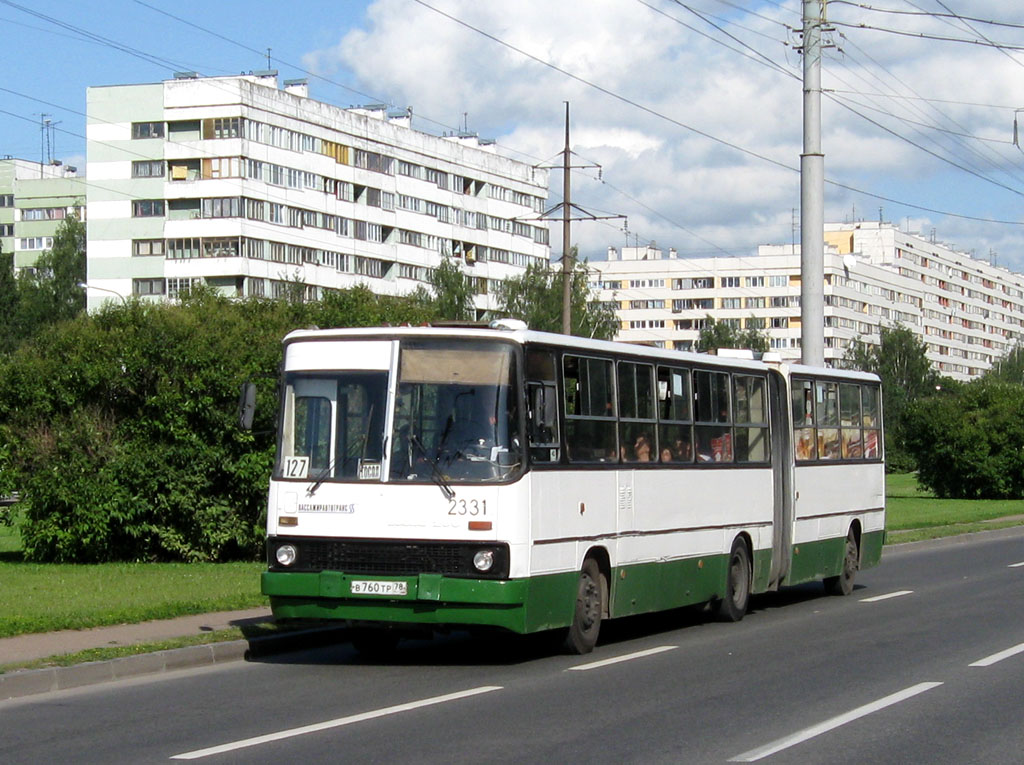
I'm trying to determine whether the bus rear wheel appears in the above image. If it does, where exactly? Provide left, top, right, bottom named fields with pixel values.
left=714, top=539, right=751, bottom=622
left=563, top=558, right=604, bottom=654
left=825, top=533, right=859, bottom=596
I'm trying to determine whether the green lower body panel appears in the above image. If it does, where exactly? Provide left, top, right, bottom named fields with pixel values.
left=860, top=529, right=884, bottom=569
left=609, top=553, right=725, bottom=618
left=785, top=529, right=885, bottom=587
left=263, top=542, right=794, bottom=634
left=262, top=570, right=577, bottom=634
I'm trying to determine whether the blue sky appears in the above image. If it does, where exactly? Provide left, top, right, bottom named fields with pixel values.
left=4, top=1, right=1024, bottom=270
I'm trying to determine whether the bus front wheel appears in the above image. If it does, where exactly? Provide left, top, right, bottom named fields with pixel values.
left=714, top=539, right=751, bottom=622
left=825, top=533, right=859, bottom=596
left=563, top=558, right=604, bottom=654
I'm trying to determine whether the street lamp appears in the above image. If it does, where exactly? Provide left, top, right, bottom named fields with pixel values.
left=77, top=281, right=127, bottom=305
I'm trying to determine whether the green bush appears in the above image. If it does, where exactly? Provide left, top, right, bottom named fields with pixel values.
left=904, top=382, right=1024, bottom=499
left=0, top=288, right=433, bottom=562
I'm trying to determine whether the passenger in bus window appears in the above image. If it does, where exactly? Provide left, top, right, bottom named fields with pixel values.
left=674, top=438, right=692, bottom=461
left=660, top=446, right=673, bottom=462
left=633, top=433, right=652, bottom=462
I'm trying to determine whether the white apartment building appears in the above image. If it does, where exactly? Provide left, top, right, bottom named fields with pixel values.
left=591, top=221, right=1024, bottom=380
left=85, top=72, right=550, bottom=311
left=0, top=158, right=85, bottom=269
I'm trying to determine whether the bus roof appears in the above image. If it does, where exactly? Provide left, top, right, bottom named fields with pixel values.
left=282, top=325, right=880, bottom=382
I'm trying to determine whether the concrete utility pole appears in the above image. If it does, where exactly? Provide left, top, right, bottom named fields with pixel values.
left=533, top=103, right=623, bottom=335
left=561, top=103, right=573, bottom=335
left=800, top=0, right=825, bottom=366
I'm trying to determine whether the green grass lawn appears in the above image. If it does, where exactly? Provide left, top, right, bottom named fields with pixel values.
left=885, top=473, right=1024, bottom=531
left=0, top=560, right=267, bottom=638
left=0, top=507, right=266, bottom=639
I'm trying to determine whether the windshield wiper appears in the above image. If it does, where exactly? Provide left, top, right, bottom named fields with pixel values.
left=306, top=456, right=336, bottom=496
left=409, top=434, right=455, bottom=501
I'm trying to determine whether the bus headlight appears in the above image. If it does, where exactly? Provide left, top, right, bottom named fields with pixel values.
left=473, top=550, right=494, bottom=573
left=276, top=544, right=298, bottom=567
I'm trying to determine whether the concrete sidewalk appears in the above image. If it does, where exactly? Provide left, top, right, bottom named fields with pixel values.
left=0, top=607, right=349, bottom=701
left=0, top=607, right=274, bottom=666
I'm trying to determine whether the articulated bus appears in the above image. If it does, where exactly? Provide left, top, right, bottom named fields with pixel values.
left=260, top=323, right=885, bottom=653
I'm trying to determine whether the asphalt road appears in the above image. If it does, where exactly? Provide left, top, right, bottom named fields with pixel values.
left=2, top=529, right=1022, bottom=764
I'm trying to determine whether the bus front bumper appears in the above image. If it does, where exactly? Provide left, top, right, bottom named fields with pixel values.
left=261, top=570, right=571, bottom=634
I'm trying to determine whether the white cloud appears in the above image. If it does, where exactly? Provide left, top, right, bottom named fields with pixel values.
left=305, top=0, right=1024, bottom=269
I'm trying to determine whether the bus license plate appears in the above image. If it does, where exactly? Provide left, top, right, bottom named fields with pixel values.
left=350, top=580, right=407, bottom=596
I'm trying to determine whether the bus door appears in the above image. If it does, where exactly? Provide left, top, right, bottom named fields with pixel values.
left=767, top=369, right=794, bottom=589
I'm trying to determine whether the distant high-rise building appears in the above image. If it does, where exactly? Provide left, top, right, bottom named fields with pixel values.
left=0, top=158, right=85, bottom=268
left=591, top=221, right=1024, bottom=381
left=85, top=73, right=550, bottom=311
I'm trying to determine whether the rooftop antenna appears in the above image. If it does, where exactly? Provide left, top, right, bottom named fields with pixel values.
left=266, top=47, right=272, bottom=69
left=38, top=113, right=50, bottom=177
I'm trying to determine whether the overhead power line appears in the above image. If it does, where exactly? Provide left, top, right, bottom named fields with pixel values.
left=828, top=20, right=1024, bottom=52
left=408, top=0, right=1024, bottom=226
left=828, top=1, right=1024, bottom=31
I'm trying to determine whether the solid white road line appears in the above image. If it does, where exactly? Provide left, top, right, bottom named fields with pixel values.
left=1008, top=561, right=1024, bottom=568
left=567, top=645, right=677, bottom=671
left=729, top=682, right=944, bottom=762
left=969, top=643, right=1024, bottom=668
left=170, top=686, right=503, bottom=760
left=860, top=590, right=914, bottom=603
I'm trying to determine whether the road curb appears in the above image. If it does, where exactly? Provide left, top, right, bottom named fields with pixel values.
left=0, top=625, right=349, bottom=702
left=885, top=523, right=1024, bottom=554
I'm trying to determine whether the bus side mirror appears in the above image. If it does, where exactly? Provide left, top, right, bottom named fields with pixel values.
left=238, top=382, right=257, bottom=430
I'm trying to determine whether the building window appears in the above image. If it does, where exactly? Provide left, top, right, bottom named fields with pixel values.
left=131, top=122, right=165, bottom=139
left=167, top=277, right=202, bottom=299
left=0, top=194, right=13, bottom=207
left=745, top=297, right=766, bottom=309
left=167, top=238, right=200, bottom=259
left=211, top=117, right=241, bottom=139
left=721, top=276, right=740, bottom=288
left=18, top=236, right=53, bottom=250
left=133, top=239, right=164, bottom=256
left=745, top=276, right=764, bottom=287
left=20, top=207, right=67, bottom=221
left=0, top=224, right=12, bottom=237
left=132, top=160, right=164, bottom=178
left=201, top=197, right=242, bottom=218
left=769, top=275, right=788, bottom=287
left=132, top=199, right=165, bottom=217
left=133, top=278, right=166, bottom=295
left=720, top=298, right=741, bottom=309
left=202, top=238, right=240, bottom=258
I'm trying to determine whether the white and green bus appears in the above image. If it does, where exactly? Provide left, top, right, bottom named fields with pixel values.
left=261, top=323, right=884, bottom=653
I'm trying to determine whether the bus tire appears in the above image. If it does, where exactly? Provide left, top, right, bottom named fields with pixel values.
left=825, top=533, right=859, bottom=596
left=563, top=558, right=604, bottom=654
left=714, top=539, right=751, bottom=622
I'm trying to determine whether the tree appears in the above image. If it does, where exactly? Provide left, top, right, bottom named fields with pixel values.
left=0, top=249, right=18, bottom=354
left=414, top=255, right=475, bottom=321
left=496, top=255, right=617, bottom=339
left=12, top=210, right=86, bottom=344
left=696, top=316, right=769, bottom=354
left=844, top=323, right=939, bottom=471
left=984, top=343, right=1024, bottom=384
left=905, top=381, right=1024, bottom=498
left=0, top=285, right=435, bottom=563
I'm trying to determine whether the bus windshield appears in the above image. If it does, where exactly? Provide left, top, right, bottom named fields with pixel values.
left=389, top=340, right=522, bottom=483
